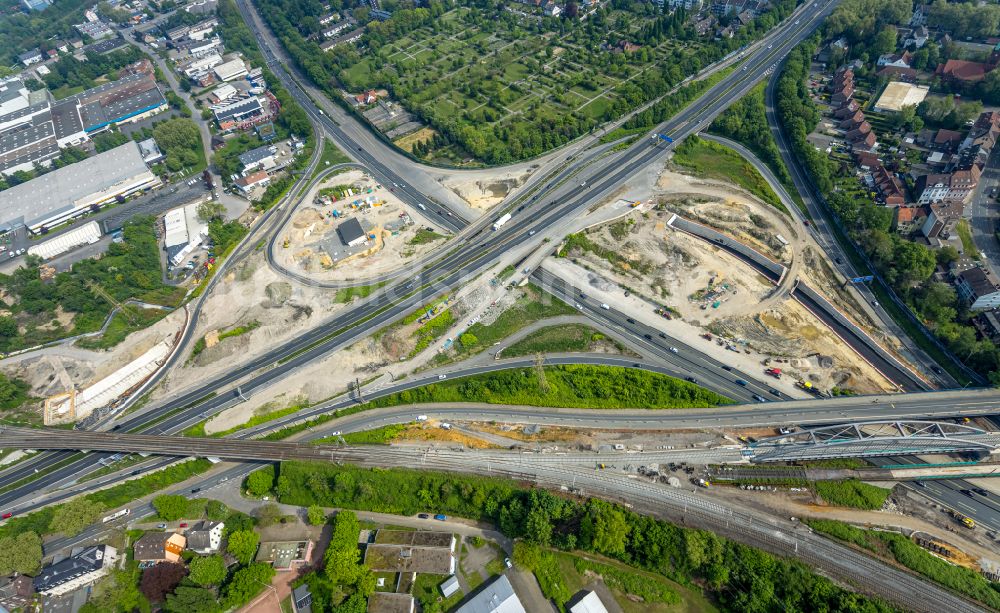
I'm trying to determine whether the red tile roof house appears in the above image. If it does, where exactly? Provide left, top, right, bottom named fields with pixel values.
left=833, top=100, right=860, bottom=119
left=937, top=59, right=995, bottom=83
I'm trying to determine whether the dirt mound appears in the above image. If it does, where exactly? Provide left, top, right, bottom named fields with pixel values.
left=264, top=282, right=292, bottom=307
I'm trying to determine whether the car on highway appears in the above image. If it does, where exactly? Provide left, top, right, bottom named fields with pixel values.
left=721, top=365, right=732, bottom=371
left=769, top=389, right=780, bottom=396
left=974, top=488, right=989, bottom=496
left=669, top=346, right=678, bottom=353
left=658, top=332, right=666, bottom=339
left=191, top=487, right=201, bottom=494
left=685, top=377, right=698, bottom=384
left=753, top=394, right=767, bottom=402
left=626, top=318, right=635, bottom=324
left=644, top=334, right=652, bottom=340
left=438, top=374, right=447, bottom=380
left=434, top=514, right=447, bottom=521
left=735, top=379, right=749, bottom=386
left=1, top=512, right=12, bottom=520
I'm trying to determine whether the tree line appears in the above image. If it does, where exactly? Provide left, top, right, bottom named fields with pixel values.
left=272, top=461, right=897, bottom=612
left=776, top=36, right=1000, bottom=381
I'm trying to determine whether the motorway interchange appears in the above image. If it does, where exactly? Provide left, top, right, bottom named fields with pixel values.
left=4, top=0, right=1000, bottom=610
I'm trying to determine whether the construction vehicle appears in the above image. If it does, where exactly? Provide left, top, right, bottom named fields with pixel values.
left=950, top=509, right=976, bottom=529
left=765, top=367, right=782, bottom=379
left=696, top=478, right=710, bottom=488
left=796, top=380, right=823, bottom=396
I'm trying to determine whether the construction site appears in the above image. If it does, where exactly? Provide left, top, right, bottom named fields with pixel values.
left=274, top=169, right=449, bottom=282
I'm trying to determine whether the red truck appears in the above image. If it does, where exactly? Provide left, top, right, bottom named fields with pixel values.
left=765, top=368, right=782, bottom=379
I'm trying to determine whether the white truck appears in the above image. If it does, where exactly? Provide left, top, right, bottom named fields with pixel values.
left=492, top=213, right=512, bottom=231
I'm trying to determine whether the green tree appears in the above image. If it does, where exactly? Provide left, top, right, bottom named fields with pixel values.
left=0, top=531, right=42, bottom=575
left=255, top=502, right=283, bottom=527
left=459, top=332, right=478, bottom=348
left=226, top=529, right=260, bottom=565
left=197, top=200, right=226, bottom=223
left=221, top=563, right=275, bottom=609
left=49, top=498, right=104, bottom=536
left=307, top=504, right=326, bottom=526
left=581, top=499, right=630, bottom=556
left=188, top=554, right=227, bottom=587
left=163, top=586, right=222, bottom=613
left=246, top=467, right=274, bottom=497
left=153, top=495, right=189, bottom=521
left=205, top=500, right=229, bottom=521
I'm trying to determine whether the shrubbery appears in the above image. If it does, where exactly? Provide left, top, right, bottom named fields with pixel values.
left=814, top=479, right=891, bottom=510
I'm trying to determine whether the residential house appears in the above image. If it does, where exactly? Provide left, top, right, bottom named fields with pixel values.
left=851, top=131, right=877, bottom=151
left=544, top=3, right=562, bottom=16
left=877, top=51, right=911, bottom=68
left=921, top=200, right=964, bottom=239
left=876, top=66, right=917, bottom=82
left=234, top=170, right=271, bottom=194
left=839, top=109, right=864, bottom=130
left=872, top=165, right=906, bottom=206
left=904, top=25, right=929, bottom=48
left=932, top=129, right=964, bottom=153
left=854, top=150, right=880, bottom=170
left=956, top=266, right=1000, bottom=310
left=937, top=59, right=994, bottom=83
left=846, top=121, right=872, bottom=140
left=612, top=40, right=640, bottom=53
left=354, top=89, right=377, bottom=106
left=829, top=67, right=853, bottom=91
left=186, top=521, right=225, bottom=554
left=33, top=545, right=118, bottom=597
left=694, top=15, right=715, bottom=36
left=915, top=169, right=979, bottom=205
left=833, top=99, right=860, bottom=119
left=21, top=0, right=52, bottom=11
left=893, top=205, right=926, bottom=233
left=133, top=532, right=186, bottom=563
left=0, top=574, right=34, bottom=611
left=18, top=48, right=43, bottom=66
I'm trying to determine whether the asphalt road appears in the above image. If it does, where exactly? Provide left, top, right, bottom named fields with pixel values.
left=763, top=63, right=970, bottom=387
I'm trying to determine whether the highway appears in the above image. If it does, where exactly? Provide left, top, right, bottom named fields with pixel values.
left=0, top=0, right=848, bottom=504
left=763, top=61, right=973, bottom=387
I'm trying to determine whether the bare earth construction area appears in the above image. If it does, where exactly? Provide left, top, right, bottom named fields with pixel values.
left=276, top=169, right=449, bottom=282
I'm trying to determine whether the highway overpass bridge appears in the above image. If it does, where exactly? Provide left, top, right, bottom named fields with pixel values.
left=5, top=419, right=998, bottom=465
left=749, top=420, right=1000, bottom=462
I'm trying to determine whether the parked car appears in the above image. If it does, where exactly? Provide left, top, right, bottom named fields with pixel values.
left=418, top=513, right=429, bottom=519
left=434, top=514, right=447, bottom=521
left=504, top=558, right=512, bottom=569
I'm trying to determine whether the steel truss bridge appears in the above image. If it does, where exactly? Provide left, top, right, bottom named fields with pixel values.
left=749, top=420, right=1000, bottom=462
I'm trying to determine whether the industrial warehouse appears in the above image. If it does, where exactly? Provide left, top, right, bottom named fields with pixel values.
left=0, top=70, right=167, bottom=176
left=0, top=141, right=160, bottom=233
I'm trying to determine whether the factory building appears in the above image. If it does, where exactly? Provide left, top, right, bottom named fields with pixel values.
left=0, top=141, right=161, bottom=234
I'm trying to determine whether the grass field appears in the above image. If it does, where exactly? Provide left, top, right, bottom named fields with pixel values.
left=330, top=6, right=720, bottom=164
left=311, top=139, right=352, bottom=181
left=504, top=324, right=623, bottom=357
left=672, top=136, right=787, bottom=214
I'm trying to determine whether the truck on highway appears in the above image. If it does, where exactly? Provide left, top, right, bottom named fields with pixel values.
left=493, top=213, right=512, bottom=231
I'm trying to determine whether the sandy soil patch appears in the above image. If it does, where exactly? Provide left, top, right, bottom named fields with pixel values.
left=275, top=169, right=448, bottom=282
left=0, top=308, right=185, bottom=401
left=394, top=126, right=437, bottom=153
left=442, top=169, right=533, bottom=210
left=153, top=251, right=347, bottom=403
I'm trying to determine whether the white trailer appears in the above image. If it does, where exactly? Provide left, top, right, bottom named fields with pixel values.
left=492, top=213, right=512, bottom=231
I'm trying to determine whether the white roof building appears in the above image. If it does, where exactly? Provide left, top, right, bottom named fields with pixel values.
left=213, top=58, right=249, bottom=82
left=0, top=141, right=160, bottom=233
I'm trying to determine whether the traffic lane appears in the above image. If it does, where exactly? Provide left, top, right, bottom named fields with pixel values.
left=876, top=456, right=1000, bottom=534
left=1, top=0, right=841, bottom=498
left=535, top=271, right=769, bottom=402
